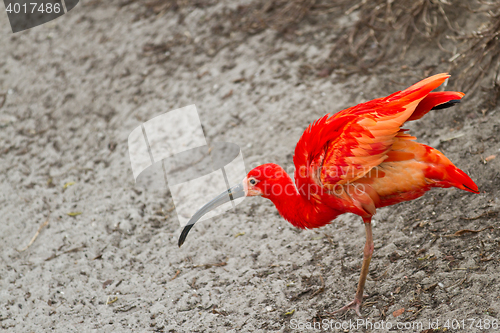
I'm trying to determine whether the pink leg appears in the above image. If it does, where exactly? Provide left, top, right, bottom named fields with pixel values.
left=332, top=220, right=374, bottom=316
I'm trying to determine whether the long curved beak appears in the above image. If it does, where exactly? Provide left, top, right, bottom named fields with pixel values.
left=178, top=182, right=246, bottom=247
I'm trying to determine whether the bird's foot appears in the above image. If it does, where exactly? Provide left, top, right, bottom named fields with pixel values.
left=329, top=295, right=368, bottom=317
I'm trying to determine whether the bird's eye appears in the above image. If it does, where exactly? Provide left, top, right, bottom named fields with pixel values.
left=249, top=179, right=257, bottom=185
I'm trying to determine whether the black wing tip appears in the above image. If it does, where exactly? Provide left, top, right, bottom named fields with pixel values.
left=178, top=224, right=194, bottom=247
left=431, top=99, right=461, bottom=110
left=463, top=184, right=480, bottom=194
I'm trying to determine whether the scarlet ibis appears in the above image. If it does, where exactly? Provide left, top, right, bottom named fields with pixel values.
left=178, top=73, right=479, bottom=316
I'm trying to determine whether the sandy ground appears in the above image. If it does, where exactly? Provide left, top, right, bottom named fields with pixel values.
left=1, top=1, right=499, bottom=332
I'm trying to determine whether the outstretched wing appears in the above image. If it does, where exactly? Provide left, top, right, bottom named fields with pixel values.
left=293, top=73, right=461, bottom=193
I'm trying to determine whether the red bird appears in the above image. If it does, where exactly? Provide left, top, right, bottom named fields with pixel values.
left=178, top=73, right=479, bottom=316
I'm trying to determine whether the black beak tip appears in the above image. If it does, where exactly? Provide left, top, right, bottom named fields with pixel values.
left=178, top=223, right=194, bottom=248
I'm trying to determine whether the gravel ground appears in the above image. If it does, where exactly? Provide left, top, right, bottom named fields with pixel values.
left=1, top=1, right=499, bottom=332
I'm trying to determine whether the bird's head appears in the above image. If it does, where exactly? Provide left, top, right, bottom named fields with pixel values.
left=178, top=163, right=292, bottom=247
left=244, top=163, right=292, bottom=199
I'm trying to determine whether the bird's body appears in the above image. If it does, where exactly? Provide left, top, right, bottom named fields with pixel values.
left=249, top=73, right=478, bottom=230
left=179, top=73, right=479, bottom=316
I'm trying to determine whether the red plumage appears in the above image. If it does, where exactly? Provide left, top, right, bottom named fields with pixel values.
left=243, top=74, right=479, bottom=315
left=248, top=73, right=478, bottom=229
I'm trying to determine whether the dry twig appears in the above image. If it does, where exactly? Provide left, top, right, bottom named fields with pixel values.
left=18, top=219, right=49, bottom=252
left=443, top=226, right=492, bottom=237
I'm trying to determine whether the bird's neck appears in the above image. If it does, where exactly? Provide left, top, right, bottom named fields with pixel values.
left=264, top=173, right=340, bottom=229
